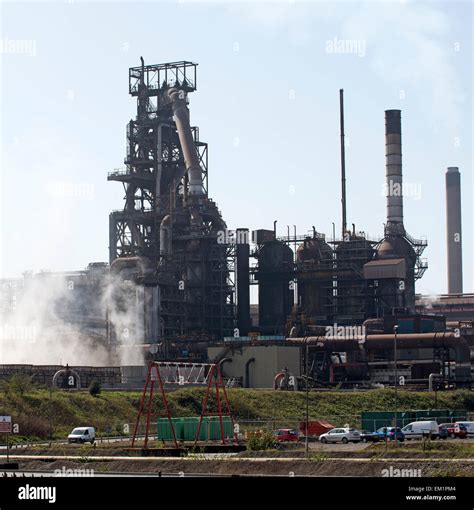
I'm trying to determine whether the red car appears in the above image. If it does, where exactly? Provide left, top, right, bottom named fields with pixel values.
left=439, top=423, right=467, bottom=439
left=273, top=429, right=299, bottom=442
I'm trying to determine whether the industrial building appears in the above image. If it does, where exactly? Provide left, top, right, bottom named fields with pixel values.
left=0, top=60, right=470, bottom=390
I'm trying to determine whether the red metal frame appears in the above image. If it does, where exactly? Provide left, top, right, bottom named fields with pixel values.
left=194, top=363, right=238, bottom=446
left=132, top=362, right=178, bottom=449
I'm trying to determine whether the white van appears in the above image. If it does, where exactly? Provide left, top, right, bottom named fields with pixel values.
left=454, top=421, right=474, bottom=436
left=68, top=427, right=96, bottom=444
left=401, top=421, right=439, bottom=440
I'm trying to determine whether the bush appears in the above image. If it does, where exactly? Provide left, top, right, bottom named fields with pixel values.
left=6, top=374, right=34, bottom=397
left=453, top=389, right=474, bottom=410
left=89, top=380, right=101, bottom=397
left=247, top=432, right=277, bottom=451
left=13, top=415, right=51, bottom=439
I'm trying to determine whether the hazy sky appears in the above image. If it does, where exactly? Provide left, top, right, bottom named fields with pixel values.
left=1, top=0, right=472, bottom=296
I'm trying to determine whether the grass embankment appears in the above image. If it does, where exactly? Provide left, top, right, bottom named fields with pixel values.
left=0, top=387, right=473, bottom=441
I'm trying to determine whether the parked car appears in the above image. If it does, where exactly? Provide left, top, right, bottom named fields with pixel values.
left=439, top=423, right=467, bottom=439
left=360, top=430, right=382, bottom=443
left=374, top=427, right=405, bottom=442
left=68, top=427, right=96, bottom=444
left=438, top=424, right=449, bottom=440
left=319, top=428, right=361, bottom=444
left=272, top=429, right=299, bottom=442
left=454, top=421, right=474, bottom=437
left=401, top=421, right=439, bottom=440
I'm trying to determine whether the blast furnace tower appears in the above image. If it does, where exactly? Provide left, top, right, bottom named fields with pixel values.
left=108, top=59, right=235, bottom=351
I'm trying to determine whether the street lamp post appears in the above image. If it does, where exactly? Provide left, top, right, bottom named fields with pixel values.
left=305, top=337, right=309, bottom=455
left=394, top=325, right=398, bottom=448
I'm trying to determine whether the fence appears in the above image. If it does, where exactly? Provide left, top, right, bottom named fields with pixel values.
left=361, top=410, right=467, bottom=431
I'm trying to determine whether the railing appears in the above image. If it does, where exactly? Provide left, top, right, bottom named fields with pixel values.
left=108, top=169, right=129, bottom=178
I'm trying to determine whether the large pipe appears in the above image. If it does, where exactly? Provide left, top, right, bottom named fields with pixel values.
left=167, top=88, right=203, bottom=196
left=245, top=358, right=255, bottom=388
left=160, top=215, right=172, bottom=259
left=288, top=332, right=471, bottom=382
left=155, top=125, right=163, bottom=205
left=340, top=89, right=347, bottom=237
left=236, top=228, right=251, bottom=336
left=385, top=110, right=404, bottom=234
left=446, top=167, right=463, bottom=294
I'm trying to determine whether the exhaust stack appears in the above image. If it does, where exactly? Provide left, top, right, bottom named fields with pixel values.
left=385, top=110, right=404, bottom=235
left=167, top=88, right=204, bottom=196
left=446, top=167, right=463, bottom=293
left=340, top=89, right=347, bottom=237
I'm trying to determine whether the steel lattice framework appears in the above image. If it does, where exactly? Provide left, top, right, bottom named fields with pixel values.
left=108, top=59, right=235, bottom=347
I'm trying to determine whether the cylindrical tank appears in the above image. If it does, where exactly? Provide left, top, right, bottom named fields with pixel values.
left=296, top=237, right=333, bottom=321
left=257, top=240, right=294, bottom=335
left=375, top=235, right=417, bottom=314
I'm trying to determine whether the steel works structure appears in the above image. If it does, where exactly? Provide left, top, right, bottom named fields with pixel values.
left=108, top=59, right=235, bottom=353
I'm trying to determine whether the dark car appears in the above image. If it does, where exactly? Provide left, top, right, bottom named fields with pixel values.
left=360, top=430, right=381, bottom=443
left=437, top=424, right=449, bottom=440
left=272, top=429, right=299, bottom=442
left=375, top=427, right=405, bottom=442
left=439, top=423, right=468, bottom=439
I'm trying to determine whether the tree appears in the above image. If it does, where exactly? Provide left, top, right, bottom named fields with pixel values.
left=89, top=380, right=101, bottom=397
left=8, top=374, right=33, bottom=397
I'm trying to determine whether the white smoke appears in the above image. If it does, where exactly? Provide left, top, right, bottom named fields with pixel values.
left=0, top=268, right=148, bottom=367
left=417, top=293, right=441, bottom=311
left=0, top=273, right=111, bottom=365
left=102, top=274, right=145, bottom=366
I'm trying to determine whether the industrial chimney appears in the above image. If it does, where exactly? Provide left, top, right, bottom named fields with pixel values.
left=385, top=110, right=405, bottom=236
left=446, top=167, right=463, bottom=294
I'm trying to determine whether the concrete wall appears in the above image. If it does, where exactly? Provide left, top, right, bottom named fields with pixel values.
left=208, top=345, right=301, bottom=388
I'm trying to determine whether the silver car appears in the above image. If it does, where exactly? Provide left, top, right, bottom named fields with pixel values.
left=319, top=427, right=361, bottom=444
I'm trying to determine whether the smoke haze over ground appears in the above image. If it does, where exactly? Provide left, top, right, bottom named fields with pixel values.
left=0, top=272, right=144, bottom=366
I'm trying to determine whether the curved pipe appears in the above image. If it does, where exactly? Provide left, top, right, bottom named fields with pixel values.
left=429, top=373, right=443, bottom=392
left=160, top=215, right=172, bottom=259
left=274, top=371, right=285, bottom=390
left=218, top=357, right=232, bottom=375
left=245, top=357, right=255, bottom=388
left=167, top=88, right=203, bottom=196
left=52, top=369, right=81, bottom=389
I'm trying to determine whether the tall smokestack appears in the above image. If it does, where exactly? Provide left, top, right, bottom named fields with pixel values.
left=385, top=110, right=404, bottom=235
left=446, top=167, right=463, bottom=294
left=340, top=89, right=347, bottom=237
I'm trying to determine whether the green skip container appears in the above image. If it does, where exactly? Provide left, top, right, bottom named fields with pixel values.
left=157, top=416, right=233, bottom=442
